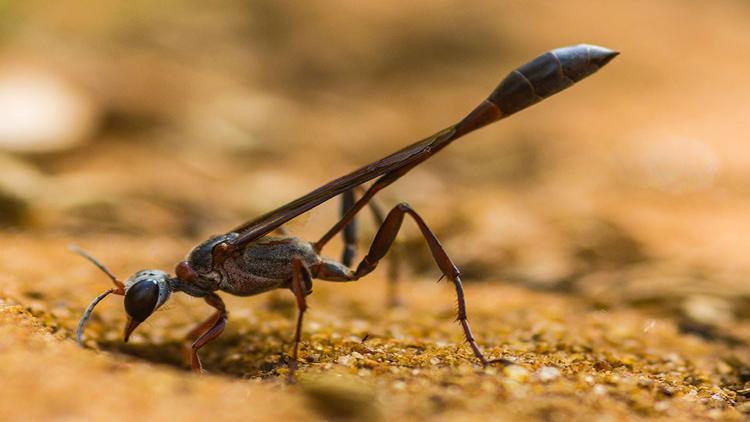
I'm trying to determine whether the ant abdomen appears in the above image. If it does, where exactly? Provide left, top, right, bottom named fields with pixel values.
left=488, top=44, right=618, bottom=116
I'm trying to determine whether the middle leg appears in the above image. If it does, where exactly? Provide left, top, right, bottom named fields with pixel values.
left=339, top=187, right=403, bottom=306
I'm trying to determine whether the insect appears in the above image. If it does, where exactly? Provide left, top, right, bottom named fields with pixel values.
left=75, top=44, right=618, bottom=375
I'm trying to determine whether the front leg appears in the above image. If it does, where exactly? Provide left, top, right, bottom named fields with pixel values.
left=182, top=311, right=219, bottom=368
left=185, top=293, right=227, bottom=373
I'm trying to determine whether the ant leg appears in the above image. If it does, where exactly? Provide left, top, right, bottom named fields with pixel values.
left=355, top=203, right=500, bottom=366
left=288, top=257, right=313, bottom=381
left=182, top=311, right=220, bottom=367
left=339, top=186, right=403, bottom=307
left=187, top=293, right=227, bottom=373
left=355, top=186, right=403, bottom=307
left=340, top=189, right=358, bottom=267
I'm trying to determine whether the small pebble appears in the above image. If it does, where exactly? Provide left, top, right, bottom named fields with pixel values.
left=637, top=376, right=654, bottom=388
left=736, top=402, right=750, bottom=414
left=503, top=365, right=529, bottom=382
left=0, top=65, right=96, bottom=152
left=537, top=366, right=560, bottom=383
left=301, top=374, right=379, bottom=421
left=337, top=355, right=353, bottom=366
left=654, top=401, right=670, bottom=412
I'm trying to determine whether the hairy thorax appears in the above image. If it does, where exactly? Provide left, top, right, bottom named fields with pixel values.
left=217, top=236, right=321, bottom=296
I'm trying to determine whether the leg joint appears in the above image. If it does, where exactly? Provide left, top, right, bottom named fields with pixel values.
left=395, top=202, right=411, bottom=211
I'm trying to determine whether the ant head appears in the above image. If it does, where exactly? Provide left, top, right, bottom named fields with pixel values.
left=122, top=270, right=173, bottom=342
left=71, top=245, right=174, bottom=345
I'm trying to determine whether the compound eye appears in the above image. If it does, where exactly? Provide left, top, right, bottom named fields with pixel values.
left=124, top=279, right=159, bottom=322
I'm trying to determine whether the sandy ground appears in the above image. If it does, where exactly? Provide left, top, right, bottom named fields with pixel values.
left=2, top=234, right=750, bottom=421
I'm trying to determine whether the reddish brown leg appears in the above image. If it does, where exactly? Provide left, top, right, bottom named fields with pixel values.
left=341, top=186, right=403, bottom=306
left=288, top=257, right=312, bottom=381
left=340, top=189, right=358, bottom=267
left=182, top=311, right=220, bottom=367
left=187, top=293, right=227, bottom=373
left=359, top=187, right=403, bottom=307
left=355, top=203, right=500, bottom=366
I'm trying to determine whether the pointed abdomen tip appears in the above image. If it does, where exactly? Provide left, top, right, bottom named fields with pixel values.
left=583, top=44, right=619, bottom=67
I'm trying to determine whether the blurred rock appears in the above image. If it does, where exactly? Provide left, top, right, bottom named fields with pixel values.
left=301, top=373, right=380, bottom=421
left=575, top=263, right=750, bottom=322
left=0, top=187, right=28, bottom=227
left=622, top=134, right=720, bottom=193
left=570, top=219, right=647, bottom=272
left=185, top=92, right=294, bottom=154
left=0, top=153, right=45, bottom=196
left=0, top=64, right=97, bottom=153
left=37, top=172, right=205, bottom=235
left=677, top=320, right=744, bottom=346
left=681, top=295, right=734, bottom=326
left=0, top=153, right=46, bottom=226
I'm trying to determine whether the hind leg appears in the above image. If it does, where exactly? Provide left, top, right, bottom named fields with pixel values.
left=354, top=203, right=500, bottom=364
left=320, top=202, right=502, bottom=366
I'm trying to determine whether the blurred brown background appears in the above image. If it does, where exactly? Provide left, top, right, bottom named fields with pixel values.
left=1, top=1, right=750, bottom=421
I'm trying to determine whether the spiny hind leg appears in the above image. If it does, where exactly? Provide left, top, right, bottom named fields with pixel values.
left=354, top=202, right=502, bottom=366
